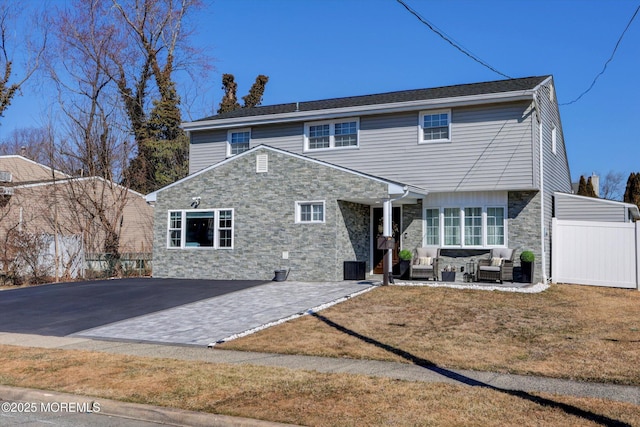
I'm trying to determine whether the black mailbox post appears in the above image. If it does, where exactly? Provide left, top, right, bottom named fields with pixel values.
left=377, top=236, right=395, bottom=285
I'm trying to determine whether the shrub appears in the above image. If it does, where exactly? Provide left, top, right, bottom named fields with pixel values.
left=399, top=249, right=413, bottom=261
left=520, top=250, right=535, bottom=263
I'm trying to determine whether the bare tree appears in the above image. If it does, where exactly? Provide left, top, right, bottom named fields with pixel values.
left=0, top=127, right=52, bottom=164
left=0, top=1, right=47, bottom=119
left=47, top=1, right=135, bottom=275
left=108, top=0, right=206, bottom=193
left=600, top=170, right=624, bottom=201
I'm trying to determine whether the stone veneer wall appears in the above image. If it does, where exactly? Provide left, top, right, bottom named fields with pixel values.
left=336, top=201, right=371, bottom=273
left=508, top=190, right=543, bottom=283
left=152, top=148, right=389, bottom=281
left=401, top=202, right=423, bottom=253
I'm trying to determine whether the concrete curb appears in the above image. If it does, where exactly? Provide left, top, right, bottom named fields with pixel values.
left=0, top=385, right=298, bottom=427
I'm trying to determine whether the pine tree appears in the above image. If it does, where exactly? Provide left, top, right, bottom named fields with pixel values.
left=624, top=172, right=640, bottom=209
left=126, top=81, right=189, bottom=194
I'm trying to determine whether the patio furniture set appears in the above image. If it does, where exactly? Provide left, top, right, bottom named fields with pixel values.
left=409, top=247, right=515, bottom=284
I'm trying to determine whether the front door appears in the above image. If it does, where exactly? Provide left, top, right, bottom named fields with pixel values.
left=372, top=207, right=401, bottom=274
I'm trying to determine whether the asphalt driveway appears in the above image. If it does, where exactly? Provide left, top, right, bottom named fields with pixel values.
left=0, top=278, right=373, bottom=346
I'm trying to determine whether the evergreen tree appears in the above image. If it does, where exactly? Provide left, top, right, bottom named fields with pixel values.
left=218, top=74, right=241, bottom=113
left=242, top=75, right=269, bottom=108
left=218, top=73, right=269, bottom=114
left=624, top=172, right=640, bottom=209
left=577, top=175, right=588, bottom=196
left=127, top=80, right=189, bottom=194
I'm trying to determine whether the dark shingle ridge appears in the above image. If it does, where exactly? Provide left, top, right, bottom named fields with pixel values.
left=197, top=75, right=549, bottom=122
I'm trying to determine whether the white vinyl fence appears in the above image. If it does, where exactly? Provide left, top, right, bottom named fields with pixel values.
left=551, top=218, right=639, bottom=289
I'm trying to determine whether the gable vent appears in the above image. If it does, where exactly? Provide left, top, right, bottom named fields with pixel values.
left=0, top=171, right=11, bottom=182
left=256, top=154, right=268, bottom=173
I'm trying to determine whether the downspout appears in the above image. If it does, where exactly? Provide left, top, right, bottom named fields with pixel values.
left=533, top=93, right=548, bottom=284
left=382, top=186, right=411, bottom=285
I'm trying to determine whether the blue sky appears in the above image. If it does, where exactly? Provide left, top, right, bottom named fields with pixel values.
left=3, top=0, right=639, bottom=185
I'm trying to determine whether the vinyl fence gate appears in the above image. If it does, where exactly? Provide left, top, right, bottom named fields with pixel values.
left=551, top=218, right=639, bottom=289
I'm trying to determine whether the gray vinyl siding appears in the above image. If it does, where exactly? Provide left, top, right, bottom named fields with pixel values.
left=554, top=193, right=628, bottom=222
left=187, top=102, right=537, bottom=192
left=536, top=78, right=573, bottom=281
left=252, top=122, right=303, bottom=150
left=189, top=129, right=227, bottom=174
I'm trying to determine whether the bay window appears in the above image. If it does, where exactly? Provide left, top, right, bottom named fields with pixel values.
left=425, top=206, right=506, bottom=247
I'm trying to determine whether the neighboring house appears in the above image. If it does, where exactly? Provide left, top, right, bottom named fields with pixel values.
left=148, top=75, right=572, bottom=283
left=0, top=155, right=153, bottom=279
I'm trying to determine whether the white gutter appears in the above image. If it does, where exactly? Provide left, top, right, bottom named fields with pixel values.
left=534, top=93, right=548, bottom=284
left=183, top=91, right=535, bottom=131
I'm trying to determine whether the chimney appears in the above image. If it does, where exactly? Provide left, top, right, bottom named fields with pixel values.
left=20, top=146, right=26, bottom=157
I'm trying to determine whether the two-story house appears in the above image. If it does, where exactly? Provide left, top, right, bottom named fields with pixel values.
left=147, top=75, right=571, bottom=283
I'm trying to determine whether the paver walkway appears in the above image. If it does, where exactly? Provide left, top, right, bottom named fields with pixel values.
left=74, top=281, right=374, bottom=346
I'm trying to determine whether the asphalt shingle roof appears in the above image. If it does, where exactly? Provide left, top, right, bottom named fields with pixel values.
left=197, top=75, right=549, bottom=122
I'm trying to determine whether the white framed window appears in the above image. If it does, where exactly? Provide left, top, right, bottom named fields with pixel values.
left=486, top=207, right=505, bottom=246
left=227, top=128, right=251, bottom=156
left=296, top=201, right=325, bottom=223
left=443, top=207, right=460, bottom=246
left=424, top=208, right=440, bottom=245
left=304, top=119, right=359, bottom=151
left=425, top=205, right=506, bottom=248
left=419, top=109, right=451, bottom=143
left=464, top=207, right=482, bottom=246
left=167, top=209, right=234, bottom=249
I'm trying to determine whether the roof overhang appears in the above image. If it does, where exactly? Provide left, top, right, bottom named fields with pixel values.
left=182, top=91, right=535, bottom=132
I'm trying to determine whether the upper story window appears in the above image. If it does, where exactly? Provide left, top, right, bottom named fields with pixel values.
left=304, top=119, right=359, bottom=151
left=227, top=129, right=251, bottom=156
left=167, top=209, right=234, bottom=249
left=551, top=125, right=557, bottom=155
left=419, top=109, right=451, bottom=143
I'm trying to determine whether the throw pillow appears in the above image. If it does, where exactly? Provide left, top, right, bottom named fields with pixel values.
left=490, top=257, right=503, bottom=267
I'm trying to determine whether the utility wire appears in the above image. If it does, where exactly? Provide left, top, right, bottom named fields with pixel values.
left=562, top=4, right=640, bottom=106
left=395, top=0, right=512, bottom=79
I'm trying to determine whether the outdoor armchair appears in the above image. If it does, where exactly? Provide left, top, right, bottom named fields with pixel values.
left=410, top=247, right=440, bottom=281
left=476, top=248, right=515, bottom=284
